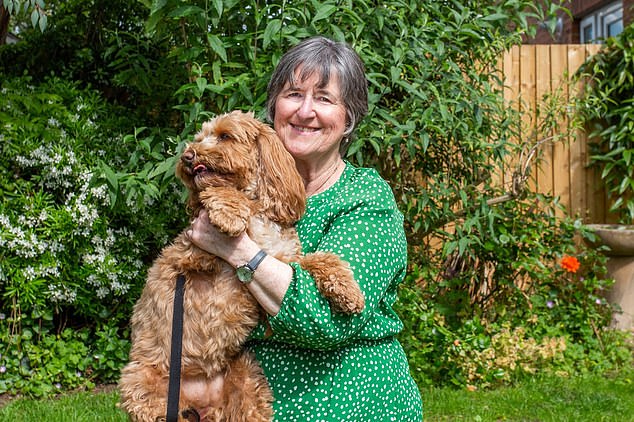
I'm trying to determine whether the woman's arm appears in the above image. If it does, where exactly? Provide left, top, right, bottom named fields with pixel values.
left=186, top=209, right=292, bottom=316
left=266, top=200, right=407, bottom=349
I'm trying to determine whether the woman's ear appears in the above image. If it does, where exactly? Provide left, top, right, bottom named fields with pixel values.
left=255, top=122, right=306, bottom=226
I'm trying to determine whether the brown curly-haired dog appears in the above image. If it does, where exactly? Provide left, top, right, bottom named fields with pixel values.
left=118, top=111, right=365, bottom=422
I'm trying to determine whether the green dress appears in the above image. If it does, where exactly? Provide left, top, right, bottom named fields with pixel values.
left=248, top=162, right=423, bottom=421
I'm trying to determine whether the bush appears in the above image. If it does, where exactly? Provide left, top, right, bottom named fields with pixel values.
left=397, top=208, right=632, bottom=390
left=576, top=22, right=634, bottom=223
left=0, top=75, right=186, bottom=395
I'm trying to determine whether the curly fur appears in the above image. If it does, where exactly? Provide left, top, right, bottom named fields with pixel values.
left=118, top=111, right=365, bottom=422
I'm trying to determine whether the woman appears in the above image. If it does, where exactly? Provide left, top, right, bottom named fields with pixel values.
left=187, top=36, right=423, bottom=421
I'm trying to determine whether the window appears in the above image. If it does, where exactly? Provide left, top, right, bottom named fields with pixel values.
left=580, top=1, right=623, bottom=43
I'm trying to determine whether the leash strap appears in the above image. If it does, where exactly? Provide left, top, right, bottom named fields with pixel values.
left=166, top=274, right=186, bottom=422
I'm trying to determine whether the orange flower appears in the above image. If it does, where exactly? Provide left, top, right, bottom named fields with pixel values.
left=561, top=255, right=580, bottom=273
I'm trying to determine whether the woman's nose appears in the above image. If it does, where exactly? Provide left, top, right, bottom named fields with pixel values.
left=296, top=96, right=316, bottom=118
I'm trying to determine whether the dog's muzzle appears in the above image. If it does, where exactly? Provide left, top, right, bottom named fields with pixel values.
left=181, top=150, right=209, bottom=176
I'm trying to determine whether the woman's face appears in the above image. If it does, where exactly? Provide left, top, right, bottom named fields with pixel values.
left=273, top=69, right=347, bottom=164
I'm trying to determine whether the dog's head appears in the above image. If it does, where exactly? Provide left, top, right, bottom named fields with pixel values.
left=176, top=110, right=306, bottom=226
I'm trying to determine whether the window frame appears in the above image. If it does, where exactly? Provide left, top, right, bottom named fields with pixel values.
left=580, top=1, right=623, bottom=43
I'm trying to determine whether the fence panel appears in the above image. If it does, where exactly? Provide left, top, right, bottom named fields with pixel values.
left=499, top=44, right=610, bottom=223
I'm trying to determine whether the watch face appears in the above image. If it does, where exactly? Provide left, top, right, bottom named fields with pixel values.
left=236, top=266, right=253, bottom=283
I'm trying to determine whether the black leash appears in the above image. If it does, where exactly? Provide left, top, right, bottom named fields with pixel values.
left=166, top=274, right=186, bottom=422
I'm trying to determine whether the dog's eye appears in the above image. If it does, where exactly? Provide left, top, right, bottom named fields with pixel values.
left=218, top=132, right=232, bottom=142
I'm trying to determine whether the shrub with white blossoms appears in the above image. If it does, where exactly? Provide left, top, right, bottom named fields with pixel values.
left=1, top=77, right=183, bottom=315
left=0, top=76, right=186, bottom=396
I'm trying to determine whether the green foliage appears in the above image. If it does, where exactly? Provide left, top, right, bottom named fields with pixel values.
left=0, top=0, right=180, bottom=128
left=397, top=211, right=631, bottom=390
left=577, top=23, right=634, bottom=223
left=0, top=75, right=184, bottom=396
left=0, top=310, right=129, bottom=397
left=2, top=0, right=48, bottom=32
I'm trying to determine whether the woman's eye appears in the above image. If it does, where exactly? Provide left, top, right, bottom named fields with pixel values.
left=318, top=96, right=332, bottom=103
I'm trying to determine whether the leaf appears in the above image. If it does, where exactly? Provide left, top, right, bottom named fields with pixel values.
left=263, top=19, right=282, bottom=50
left=482, top=13, right=508, bottom=22
left=390, top=66, right=401, bottom=85
left=212, top=0, right=223, bottom=17
left=143, top=183, right=160, bottom=200
left=238, top=80, right=254, bottom=104
left=195, top=77, right=208, bottom=98
left=101, top=163, right=119, bottom=191
left=38, top=13, right=47, bottom=32
left=168, top=6, right=205, bottom=19
left=207, top=34, right=227, bottom=62
left=151, top=156, right=178, bottom=182
left=99, top=162, right=119, bottom=207
left=30, top=9, right=39, bottom=28
left=150, top=0, right=168, bottom=14
left=312, top=4, right=337, bottom=23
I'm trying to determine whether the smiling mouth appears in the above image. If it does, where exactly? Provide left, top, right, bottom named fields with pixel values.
left=291, top=124, right=319, bottom=133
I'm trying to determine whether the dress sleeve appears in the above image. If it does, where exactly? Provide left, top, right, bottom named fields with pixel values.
left=262, top=180, right=407, bottom=350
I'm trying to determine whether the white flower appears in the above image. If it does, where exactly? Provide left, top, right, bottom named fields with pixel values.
left=22, top=266, right=37, bottom=281
left=96, top=286, right=109, bottom=299
left=48, top=284, right=77, bottom=303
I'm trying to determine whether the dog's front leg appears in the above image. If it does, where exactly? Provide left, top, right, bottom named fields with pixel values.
left=299, top=252, right=365, bottom=314
left=199, top=187, right=253, bottom=236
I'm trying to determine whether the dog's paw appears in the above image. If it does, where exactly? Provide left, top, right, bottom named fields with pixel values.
left=207, top=207, right=249, bottom=236
left=199, top=188, right=252, bottom=236
left=299, top=252, right=365, bottom=315
left=320, top=273, right=365, bottom=314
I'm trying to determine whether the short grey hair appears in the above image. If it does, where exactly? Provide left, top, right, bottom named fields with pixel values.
left=266, top=36, right=368, bottom=154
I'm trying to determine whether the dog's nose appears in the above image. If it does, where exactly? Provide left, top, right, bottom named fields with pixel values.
left=181, top=149, right=195, bottom=166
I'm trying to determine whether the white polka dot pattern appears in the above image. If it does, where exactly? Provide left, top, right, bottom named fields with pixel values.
left=249, top=162, right=423, bottom=421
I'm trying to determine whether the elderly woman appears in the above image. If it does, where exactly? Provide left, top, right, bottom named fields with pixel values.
left=188, top=36, right=423, bottom=421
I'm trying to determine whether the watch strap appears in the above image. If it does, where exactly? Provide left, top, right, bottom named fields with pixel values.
left=244, top=249, right=267, bottom=271
left=236, top=249, right=267, bottom=283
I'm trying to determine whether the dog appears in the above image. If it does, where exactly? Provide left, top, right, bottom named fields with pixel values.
left=118, top=111, right=365, bottom=421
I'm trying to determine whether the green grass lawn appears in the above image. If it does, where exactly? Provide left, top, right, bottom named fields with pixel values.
left=423, top=374, right=634, bottom=421
left=1, top=373, right=632, bottom=421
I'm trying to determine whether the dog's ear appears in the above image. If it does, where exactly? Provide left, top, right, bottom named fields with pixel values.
left=255, top=123, right=306, bottom=225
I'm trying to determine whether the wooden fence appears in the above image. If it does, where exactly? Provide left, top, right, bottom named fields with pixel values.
left=498, top=44, right=612, bottom=223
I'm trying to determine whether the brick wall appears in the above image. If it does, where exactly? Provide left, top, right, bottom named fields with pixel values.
left=528, top=0, right=633, bottom=44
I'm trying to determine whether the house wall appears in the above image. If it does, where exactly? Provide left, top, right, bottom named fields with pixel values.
left=529, top=0, right=634, bottom=44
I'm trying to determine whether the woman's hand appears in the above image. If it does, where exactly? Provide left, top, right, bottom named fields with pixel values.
left=186, top=209, right=246, bottom=263
left=186, top=209, right=264, bottom=273
left=187, top=208, right=292, bottom=315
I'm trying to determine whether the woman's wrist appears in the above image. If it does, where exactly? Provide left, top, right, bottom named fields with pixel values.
left=224, top=234, right=262, bottom=269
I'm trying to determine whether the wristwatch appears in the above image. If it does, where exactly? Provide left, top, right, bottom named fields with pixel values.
left=236, top=250, right=267, bottom=283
